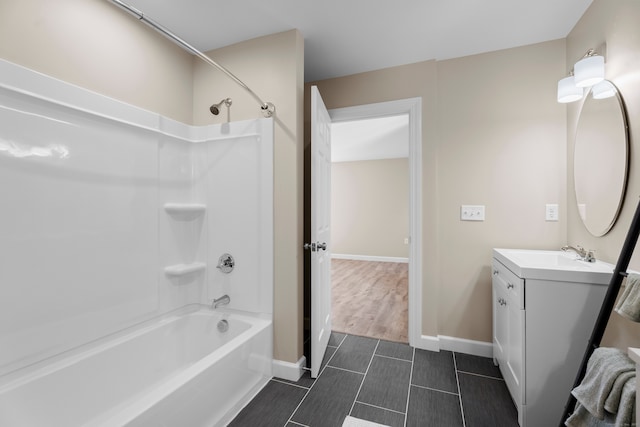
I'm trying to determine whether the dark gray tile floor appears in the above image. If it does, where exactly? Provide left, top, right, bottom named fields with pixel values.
left=229, top=332, right=518, bottom=427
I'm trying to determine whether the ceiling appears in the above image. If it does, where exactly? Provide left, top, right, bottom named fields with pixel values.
left=117, top=0, right=593, bottom=83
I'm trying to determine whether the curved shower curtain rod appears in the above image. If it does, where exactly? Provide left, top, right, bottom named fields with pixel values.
left=108, top=0, right=276, bottom=118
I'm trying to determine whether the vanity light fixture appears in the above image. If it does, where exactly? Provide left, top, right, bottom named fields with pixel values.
left=557, top=72, right=583, bottom=103
left=556, top=48, right=606, bottom=103
left=574, top=49, right=605, bottom=87
left=591, top=80, right=617, bottom=99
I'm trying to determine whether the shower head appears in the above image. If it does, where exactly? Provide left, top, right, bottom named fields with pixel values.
left=209, top=98, right=232, bottom=115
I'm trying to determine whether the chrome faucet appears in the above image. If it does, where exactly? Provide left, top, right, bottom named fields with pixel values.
left=216, top=253, right=235, bottom=274
left=212, top=294, right=230, bottom=309
left=561, top=245, right=596, bottom=263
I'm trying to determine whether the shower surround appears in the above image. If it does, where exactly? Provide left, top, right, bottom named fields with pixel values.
left=0, top=59, right=274, bottom=426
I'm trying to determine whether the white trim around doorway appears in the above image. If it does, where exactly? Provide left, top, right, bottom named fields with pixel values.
left=329, top=97, right=422, bottom=349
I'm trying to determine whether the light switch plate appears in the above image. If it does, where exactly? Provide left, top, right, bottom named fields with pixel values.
left=546, top=204, right=559, bottom=221
left=461, top=205, right=485, bottom=221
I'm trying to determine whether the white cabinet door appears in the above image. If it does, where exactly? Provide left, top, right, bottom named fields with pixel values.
left=506, top=295, right=526, bottom=403
left=505, top=287, right=524, bottom=406
left=493, top=279, right=508, bottom=367
left=492, top=260, right=524, bottom=410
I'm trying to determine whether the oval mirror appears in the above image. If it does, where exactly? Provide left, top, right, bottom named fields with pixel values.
left=574, top=80, right=629, bottom=236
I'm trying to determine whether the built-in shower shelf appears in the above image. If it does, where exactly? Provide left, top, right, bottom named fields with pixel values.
left=163, top=203, right=206, bottom=215
left=164, top=262, right=206, bottom=277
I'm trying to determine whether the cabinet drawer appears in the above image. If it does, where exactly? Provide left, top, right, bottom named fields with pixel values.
left=492, top=259, right=524, bottom=309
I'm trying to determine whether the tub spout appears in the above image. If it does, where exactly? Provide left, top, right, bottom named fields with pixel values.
left=212, top=294, right=230, bottom=309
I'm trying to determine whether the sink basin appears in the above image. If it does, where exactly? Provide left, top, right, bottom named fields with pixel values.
left=493, top=248, right=615, bottom=284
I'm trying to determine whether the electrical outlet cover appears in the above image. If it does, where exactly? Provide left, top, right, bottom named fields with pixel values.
left=461, top=205, right=485, bottom=221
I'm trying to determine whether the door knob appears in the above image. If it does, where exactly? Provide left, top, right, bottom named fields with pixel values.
left=303, top=242, right=327, bottom=251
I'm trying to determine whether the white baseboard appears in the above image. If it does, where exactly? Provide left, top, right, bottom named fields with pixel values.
left=332, top=253, right=409, bottom=263
left=414, top=335, right=441, bottom=352
left=414, top=335, right=493, bottom=358
left=438, top=335, right=493, bottom=358
left=272, top=356, right=306, bottom=382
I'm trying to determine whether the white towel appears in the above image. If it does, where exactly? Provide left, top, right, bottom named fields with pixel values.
left=615, top=274, right=640, bottom=322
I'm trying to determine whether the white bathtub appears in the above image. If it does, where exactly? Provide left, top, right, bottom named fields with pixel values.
left=0, top=305, right=272, bottom=427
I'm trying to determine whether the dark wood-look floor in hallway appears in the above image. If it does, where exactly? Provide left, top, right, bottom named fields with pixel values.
left=331, top=258, right=408, bottom=343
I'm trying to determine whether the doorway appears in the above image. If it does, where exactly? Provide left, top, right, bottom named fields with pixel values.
left=304, top=95, right=422, bottom=368
left=330, top=114, right=410, bottom=343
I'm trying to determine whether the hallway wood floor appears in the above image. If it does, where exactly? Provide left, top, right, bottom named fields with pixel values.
left=331, top=259, right=408, bottom=343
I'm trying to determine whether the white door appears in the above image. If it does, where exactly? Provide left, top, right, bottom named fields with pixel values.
left=308, top=86, right=332, bottom=378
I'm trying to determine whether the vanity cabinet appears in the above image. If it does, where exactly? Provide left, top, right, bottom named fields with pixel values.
left=492, top=249, right=611, bottom=427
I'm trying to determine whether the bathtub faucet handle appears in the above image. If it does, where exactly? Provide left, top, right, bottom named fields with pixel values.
left=212, top=294, right=230, bottom=309
left=216, top=253, right=235, bottom=273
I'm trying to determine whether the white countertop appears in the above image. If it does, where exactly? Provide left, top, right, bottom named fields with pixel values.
left=493, top=248, right=615, bottom=285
